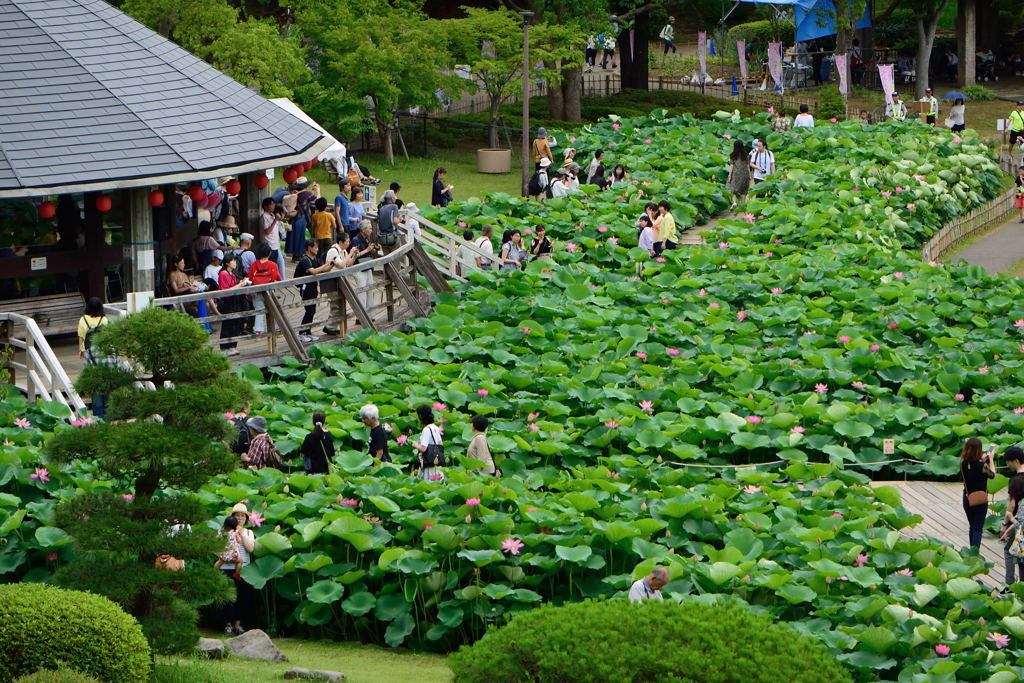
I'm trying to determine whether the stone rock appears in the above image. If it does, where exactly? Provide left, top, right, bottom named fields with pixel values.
left=196, top=638, right=225, bottom=659
left=224, top=629, right=289, bottom=661
left=284, top=668, right=345, bottom=682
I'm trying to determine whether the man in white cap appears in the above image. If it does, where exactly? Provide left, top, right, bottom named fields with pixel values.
left=402, top=203, right=421, bottom=240
left=920, top=88, right=938, bottom=127
left=203, top=249, right=224, bottom=285
left=233, top=233, right=256, bottom=276
left=528, top=158, right=552, bottom=201
left=531, top=128, right=553, bottom=169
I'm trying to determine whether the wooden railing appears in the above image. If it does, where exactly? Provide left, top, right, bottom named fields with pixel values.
left=405, top=213, right=495, bottom=281
left=0, top=312, right=87, bottom=418
left=921, top=188, right=1016, bottom=262
left=154, top=240, right=450, bottom=366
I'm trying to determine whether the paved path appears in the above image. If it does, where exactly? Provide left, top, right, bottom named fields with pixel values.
left=951, top=215, right=1024, bottom=274
left=876, top=481, right=1005, bottom=589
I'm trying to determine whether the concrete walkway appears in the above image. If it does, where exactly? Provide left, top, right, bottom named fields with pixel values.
left=951, top=214, right=1024, bottom=274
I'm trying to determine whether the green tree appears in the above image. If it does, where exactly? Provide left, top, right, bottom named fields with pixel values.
left=46, top=307, right=256, bottom=653
left=298, top=1, right=470, bottom=164
left=447, top=8, right=579, bottom=147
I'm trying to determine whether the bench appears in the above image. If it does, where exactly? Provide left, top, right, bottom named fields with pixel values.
left=0, top=292, right=86, bottom=336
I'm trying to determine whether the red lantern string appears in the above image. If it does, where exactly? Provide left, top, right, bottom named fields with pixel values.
left=253, top=174, right=269, bottom=189
left=95, top=195, right=112, bottom=213
left=38, top=201, right=56, bottom=219
left=148, top=190, right=164, bottom=207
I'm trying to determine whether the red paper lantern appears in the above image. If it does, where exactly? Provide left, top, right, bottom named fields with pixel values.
left=253, top=174, right=269, bottom=189
left=148, top=190, right=164, bottom=207
left=187, top=185, right=206, bottom=202
left=225, top=179, right=241, bottom=196
left=38, top=201, right=56, bottom=219
left=303, top=160, right=313, bottom=171
left=95, top=195, right=112, bottom=213
left=291, top=163, right=305, bottom=175
left=283, top=168, right=299, bottom=184
left=201, top=191, right=222, bottom=209
left=312, top=157, right=319, bottom=166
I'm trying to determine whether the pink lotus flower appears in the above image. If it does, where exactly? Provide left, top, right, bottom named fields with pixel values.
left=667, top=348, right=680, bottom=356
left=746, top=416, right=761, bottom=424
left=814, top=383, right=828, bottom=394
left=743, top=485, right=762, bottom=494
left=458, top=221, right=468, bottom=228
left=70, top=417, right=96, bottom=427
left=979, top=366, right=990, bottom=374
left=791, top=426, right=805, bottom=433
left=953, top=136, right=962, bottom=143
left=340, top=498, right=358, bottom=507
left=29, top=467, right=49, bottom=483
left=422, top=523, right=433, bottom=530
left=698, top=288, right=707, bottom=297
left=870, top=344, right=880, bottom=351
left=636, top=351, right=647, bottom=360
left=569, top=136, right=576, bottom=142
left=709, top=302, right=720, bottom=309
left=527, top=506, right=538, bottom=512
left=604, top=420, right=620, bottom=429
left=718, top=241, right=729, bottom=249
left=655, top=257, right=666, bottom=263
left=46, top=552, right=58, bottom=561
left=477, top=389, right=489, bottom=397
left=522, top=326, right=531, bottom=334
left=737, top=311, right=747, bottom=322
left=14, top=418, right=31, bottom=429
left=905, top=203, right=916, bottom=210
left=895, top=568, right=914, bottom=576
left=829, top=117, right=838, bottom=123
left=774, top=239, right=782, bottom=244
left=565, top=242, right=579, bottom=253
left=466, top=498, right=481, bottom=507
left=913, top=174, right=926, bottom=181
left=831, top=512, right=843, bottom=518
left=894, top=186, right=904, bottom=193
left=396, top=434, right=408, bottom=446
left=528, top=412, right=540, bottom=420
left=639, top=400, right=654, bottom=413
left=429, top=473, right=444, bottom=481
left=597, top=226, right=608, bottom=233
left=764, top=251, right=773, bottom=257
left=608, top=142, right=616, bottom=147
left=1014, top=407, right=1024, bottom=415
left=854, top=553, right=868, bottom=567
left=881, top=191, right=892, bottom=198
left=432, top=402, right=447, bottom=411
left=934, top=644, right=950, bottom=656
left=1016, top=319, right=1024, bottom=328
left=607, top=237, right=618, bottom=245
left=528, top=423, right=540, bottom=431
left=838, top=335, right=851, bottom=343
left=987, top=632, right=1010, bottom=649
left=767, top=106, right=775, bottom=115
left=612, top=123, right=621, bottom=129
left=852, top=381, right=864, bottom=389
left=887, top=322, right=898, bottom=329
left=723, top=133, right=732, bottom=139
left=770, top=287, right=782, bottom=294
left=224, top=412, right=235, bottom=420
left=644, top=139, right=652, bottom=144
left=248, top=511, right=264, bottom=527
left=742, top=213, right=756, bottom=224
left=852, top=186, right=861, bottom=191
left=955, top=393, right=965, bottom=401
left=524, top=228, right=533, bottom=235
left=122, top=494, right=134, bottom=501
left=502, top=538, right=525, bottom=555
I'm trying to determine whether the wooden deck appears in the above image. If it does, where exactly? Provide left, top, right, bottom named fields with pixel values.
left=877, top=480, right=1006, bottom=588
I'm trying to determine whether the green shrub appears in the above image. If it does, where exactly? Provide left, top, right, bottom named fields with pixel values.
left=816, top=85, right=846, bottom=121
left=14, top=670, right=101, bottom=683
left=449, top=600, right=851, bottom=683
left=727, top=20, right=789, bottom=57
left=961, top=84, right=996, bottom=102
left=0, top=584, right=151, bottom=682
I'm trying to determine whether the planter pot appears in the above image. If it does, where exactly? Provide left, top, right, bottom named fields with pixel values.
left=477, top=148, right=512, bottom=174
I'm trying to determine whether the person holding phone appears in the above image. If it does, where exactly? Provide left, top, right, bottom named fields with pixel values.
left=432, top=168, right=453, bottom=208
left=961, top=437, right=996, bottom=548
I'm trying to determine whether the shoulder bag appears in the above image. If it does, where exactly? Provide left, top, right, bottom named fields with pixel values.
left=421, top=425, right=446, bottom=468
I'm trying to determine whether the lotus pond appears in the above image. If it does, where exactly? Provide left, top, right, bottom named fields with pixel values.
left=4, top=112, right=1024, bottom=681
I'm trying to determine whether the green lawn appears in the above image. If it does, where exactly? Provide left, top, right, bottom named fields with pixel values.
left=153, top=639, right=452, bottom=683
left=303, top=147, right=522, bottom=209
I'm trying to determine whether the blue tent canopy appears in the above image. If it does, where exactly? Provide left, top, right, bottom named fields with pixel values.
left=724, top=0, right=871, bottom=43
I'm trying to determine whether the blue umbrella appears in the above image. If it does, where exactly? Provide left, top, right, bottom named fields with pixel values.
left=941, top=91, right=968, bottom=100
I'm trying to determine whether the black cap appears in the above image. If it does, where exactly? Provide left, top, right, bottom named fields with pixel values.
left=1017, top=101, right=1024, bottom=106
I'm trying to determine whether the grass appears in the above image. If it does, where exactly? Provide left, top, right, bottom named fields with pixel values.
left=153, top=638, right=451, bottom=683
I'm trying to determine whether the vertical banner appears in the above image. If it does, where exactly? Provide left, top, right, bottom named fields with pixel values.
left=629, top=29, right=634, bottom=61
left=697, top=32, right=707, bottom=77
left=877, top=64, right=895, bottom=103
left=737, top=40, right=747, bottom=85
left=834, top=53, right=848, bottom=95
left=709, top=37, right=716, bottom=57
left=768, top=42, right=783, bottom=92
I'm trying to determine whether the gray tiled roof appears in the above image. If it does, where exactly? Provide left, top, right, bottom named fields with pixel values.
left=0, top=0, right=329, bottom=197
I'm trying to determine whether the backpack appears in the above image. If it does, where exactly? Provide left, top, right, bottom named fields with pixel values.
left=420, top=424, right=447, bottom=468
left=527, top=172, right=547, bottom=197
left=231, top=416, right=251, bottom=455
left=83, top=316, right=106, bottom=365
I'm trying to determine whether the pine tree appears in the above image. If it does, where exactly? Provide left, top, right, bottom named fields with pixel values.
left=46, top=307, right=256, bottom=652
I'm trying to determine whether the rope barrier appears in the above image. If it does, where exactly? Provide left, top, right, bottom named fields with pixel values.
left=665, top=457, right=929, bottom=470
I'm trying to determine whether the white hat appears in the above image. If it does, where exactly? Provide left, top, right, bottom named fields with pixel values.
left=212, top=249, right=224, bottom=261
left=405, top=202, right=419, bottom=213
left=539, top=158, right=551, bottom=168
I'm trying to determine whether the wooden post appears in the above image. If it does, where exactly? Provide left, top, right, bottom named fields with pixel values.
left=239, top=172, right=271, bottom=247
left=385, top=279, right=395, bottom=322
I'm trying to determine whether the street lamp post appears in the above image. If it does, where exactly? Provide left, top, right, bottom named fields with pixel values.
left=520, top=11, right=534, bottom=197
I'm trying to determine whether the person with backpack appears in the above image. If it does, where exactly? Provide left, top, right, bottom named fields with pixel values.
left=300, top=411, right=334, bottom=474
left=377, top=190, right=402, bottom=255
left=413, top=404, right=446, bottom=481
left=77, top=297, right=114, bottom=418
left=659, top=17, right=676, bottom=54
left=241, top=416, right=283, bottom=470
left=475, top=226, right=495, bottom=270
left=294, top=239, right=334, bottom=344
left=528, top=158, right=552, bottom=200
left=230, top=403, right=254, bottom=457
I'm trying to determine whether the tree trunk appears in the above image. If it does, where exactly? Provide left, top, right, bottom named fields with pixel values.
left=916, top=0, right=949, bottom=98
left=561, top=65, right=582, bottom=123
left=376, top=116, right=394, bottom=165
left=957, top=0, right=976, bottom=86
left=618, top=11, right=650, bottom=90
left=548, top=61, right=566, bottom=120
left=489, top=96, right=502, bottom=149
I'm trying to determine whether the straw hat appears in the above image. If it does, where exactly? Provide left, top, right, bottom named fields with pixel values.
left=218, top=215, right=238, bottom=229
left=230, top=502, right=249, bottom=519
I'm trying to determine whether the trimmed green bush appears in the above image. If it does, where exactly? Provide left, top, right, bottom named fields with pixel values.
left=0, top=584, right=151, bottom=682
left=816, top=85, right=846, bottom=121
left=14, top=670, right=101, bottom=683
left=449, top=600, right=851, bottom=683
left=961, top=84, right=996, bottom=102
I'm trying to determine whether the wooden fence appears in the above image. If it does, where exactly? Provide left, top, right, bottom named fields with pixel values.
left=921, top=187, right=1016, bottom=263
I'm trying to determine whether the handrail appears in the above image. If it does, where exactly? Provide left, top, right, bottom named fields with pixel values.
left=0, top=311, right=86, bottom=418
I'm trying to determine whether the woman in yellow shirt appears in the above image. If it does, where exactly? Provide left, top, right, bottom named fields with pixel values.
left=310, top=197, right=337, bottom=258
left=76, top=297, right=110, bottom=418
left=654, top=200, right=678, bottom=251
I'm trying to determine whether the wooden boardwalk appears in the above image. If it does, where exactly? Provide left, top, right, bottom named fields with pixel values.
left=877, top=480, right=1006, bottom=589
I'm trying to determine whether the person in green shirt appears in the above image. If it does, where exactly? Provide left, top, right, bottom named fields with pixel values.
left=1010, top=102, right=1024, bottom=146
left=655, top=200, right=678, bottom=250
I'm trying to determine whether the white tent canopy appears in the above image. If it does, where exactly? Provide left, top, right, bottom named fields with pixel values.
left=269, top=98, right=346, bottom=165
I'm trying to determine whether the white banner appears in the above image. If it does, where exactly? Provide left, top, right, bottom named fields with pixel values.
left=737, top=40, right=747, bottom=83
left=878, top=64, right=895, bottom=103
left=768, top=42, right=783, bottom=91
left=697, top=32, right=707, bottom=77
left=834, top=53, right=848, bottom=96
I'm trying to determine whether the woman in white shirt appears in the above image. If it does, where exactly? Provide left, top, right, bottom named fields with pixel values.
left=749, top=139, right=776, bottom=184
left=637, top=214, right=657, bottom=256
left=947, top=98, right=966, bottom=133
left=793, top=103, right=815, bottom=128
left=413, top=405, right=445, bottom=481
